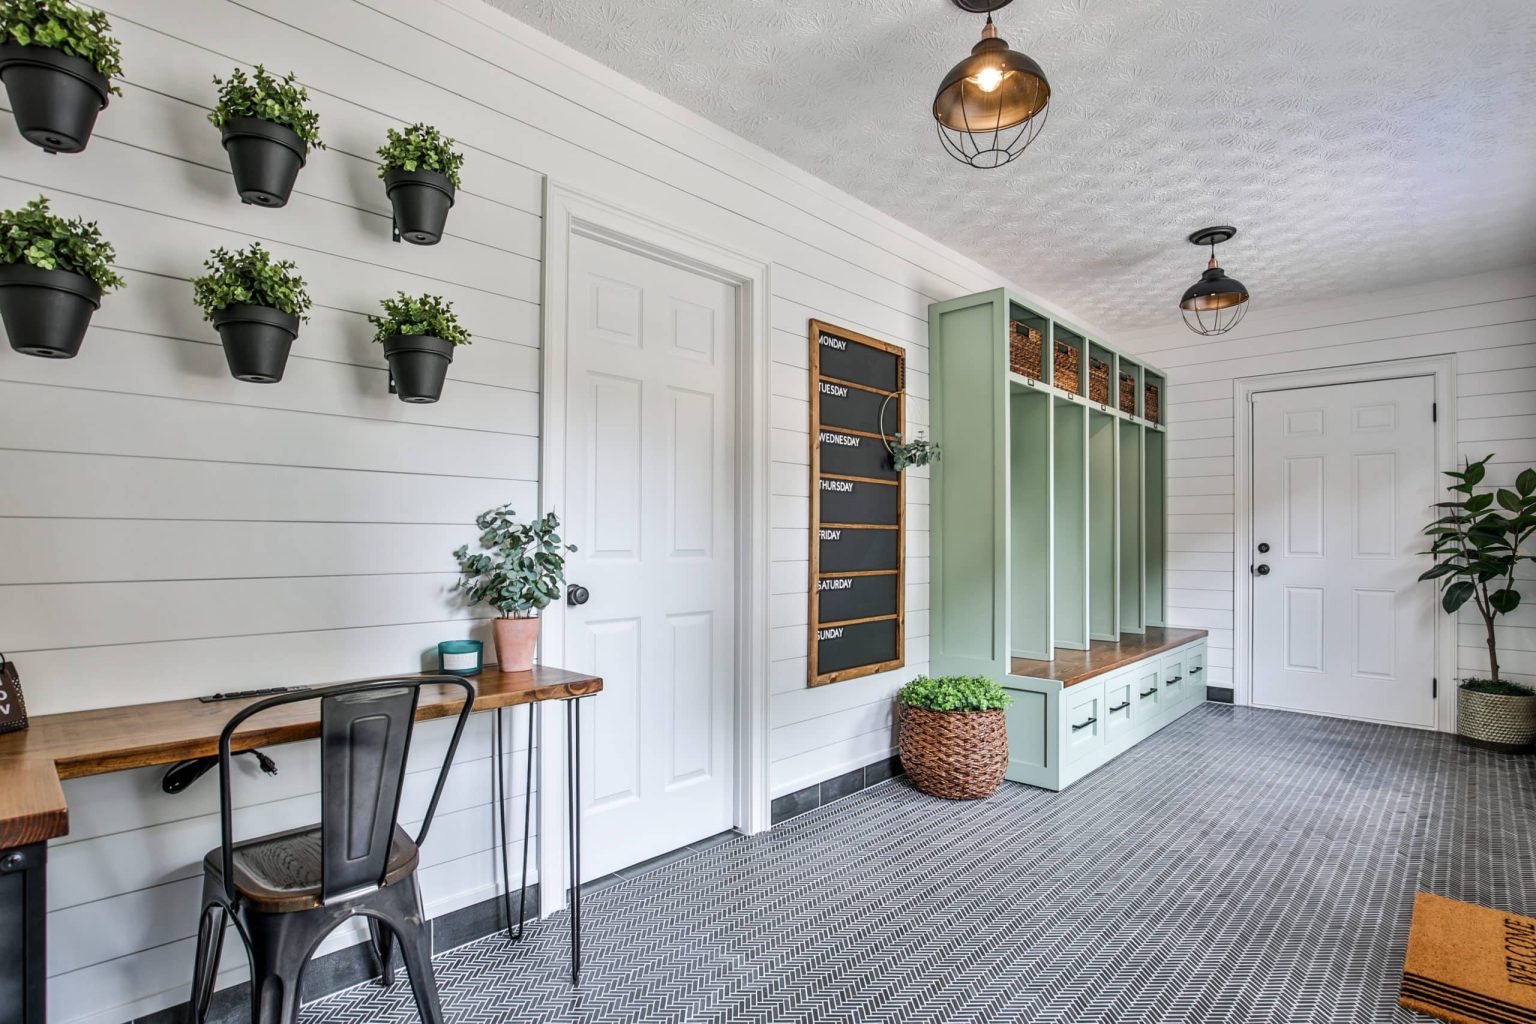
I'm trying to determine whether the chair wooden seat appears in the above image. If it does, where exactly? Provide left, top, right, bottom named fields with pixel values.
left=203, top=824, right=419, bottom=913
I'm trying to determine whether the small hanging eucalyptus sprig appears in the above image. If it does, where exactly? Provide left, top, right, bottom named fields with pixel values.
left=453, top=504, right=576, bottom=619
left=878, top=390, right=941, bottom=472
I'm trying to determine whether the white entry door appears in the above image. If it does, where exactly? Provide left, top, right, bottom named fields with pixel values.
left=1250, top=376, right=1437, bottom=726
left=562, top=233, right=737, bottom=879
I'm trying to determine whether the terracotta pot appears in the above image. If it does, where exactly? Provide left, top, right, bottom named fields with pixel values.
left=491, top=616, right=539, bottom=673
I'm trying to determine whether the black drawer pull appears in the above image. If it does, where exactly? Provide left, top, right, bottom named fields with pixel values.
left=1108, top=701, right=1130, bottom=713
left=1071, top=717, right=1097, bottom=731
left=1139, top=687, right=1158, bottom=698
left=1190, top=666, right=1203, bottom=675
left=1167, top=675, right=1182, bottom=684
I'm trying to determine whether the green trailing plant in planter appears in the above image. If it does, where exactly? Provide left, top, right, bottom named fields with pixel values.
left=453, top=504, right=577, bottom=672
left=897, top=675, right=1012, bottom=800
left=0, top=0, right=122, bottom=152
left=0, top=195, right=120, bottom=358
left=192, top=243, right=311, bottom=384
left=209, top=66, right=324, bottom=207
left=1419, top=454, right=1536, bottom=750
left=369, top=292, right=470, bottom=404
left=377, top=124, right=464, bottom=246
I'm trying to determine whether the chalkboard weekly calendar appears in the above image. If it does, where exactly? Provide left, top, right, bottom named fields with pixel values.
left=808, top=319, right=905, bottom=686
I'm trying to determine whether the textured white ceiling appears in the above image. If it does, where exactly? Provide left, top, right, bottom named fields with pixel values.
left=488, top=0, right=1536, bottom=331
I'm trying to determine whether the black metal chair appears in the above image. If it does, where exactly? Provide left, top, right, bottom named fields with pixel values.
left=186, top=676, right=475, bottom=1024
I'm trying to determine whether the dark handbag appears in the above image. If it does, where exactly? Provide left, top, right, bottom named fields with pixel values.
left=0, top=653, right=28, bottom=734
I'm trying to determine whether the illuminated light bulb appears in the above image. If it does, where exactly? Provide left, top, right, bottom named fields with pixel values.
left=972, top=65, right=1004, bottom=92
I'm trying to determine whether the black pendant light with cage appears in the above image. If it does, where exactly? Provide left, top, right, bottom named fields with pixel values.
left=933, top=0, right=1051, bottom=169
left=1180, top=226, right=1251, bottom=336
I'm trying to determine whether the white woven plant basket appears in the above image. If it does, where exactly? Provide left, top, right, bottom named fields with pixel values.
left=1457, top=687, right=1536, bottom=749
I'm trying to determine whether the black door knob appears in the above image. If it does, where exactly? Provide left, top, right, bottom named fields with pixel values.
left=1255, top=564, right=1271, bottom=576
left=567, top=584, right=590, bottom=607
left=1257, top=542, right=1270, bottom=553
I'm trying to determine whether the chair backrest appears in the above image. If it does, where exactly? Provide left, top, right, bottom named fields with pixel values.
left=215, top=675, right=475, bottom=905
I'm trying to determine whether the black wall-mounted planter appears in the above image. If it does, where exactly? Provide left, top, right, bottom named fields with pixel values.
left=382, top=334, right=454, bottom=403
left=0, top=43, right=110, bottom=154
left=220, top=116, right=308, bottom=207
left=385, top=168, right=455, bottom=245
left=0, top=263, right=102, bottom=358
left=212, top=304, right=299, bottom=383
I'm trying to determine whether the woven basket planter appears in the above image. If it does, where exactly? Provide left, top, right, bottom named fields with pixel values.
left=899, top=705, right=1008, bottom=800
left=1457, top=687, right=1536, bottom=752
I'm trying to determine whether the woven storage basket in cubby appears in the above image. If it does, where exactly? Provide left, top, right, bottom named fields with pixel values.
left=899, top=705, right=1008, bottom=800
left=1053, top=342, right=1081, bottom=394
left=1118, top=372, right=1136, bottom=415
left=1008, top=321, right=1042, bottom=380
left=1089, top=357, right=1110, bottom=404
left=1144, top=383, right=1160, bottom=424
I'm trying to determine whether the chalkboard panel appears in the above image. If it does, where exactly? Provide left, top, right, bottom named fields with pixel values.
left=818, top=477, right=899, bottom=525
left=817, top=428, right=898, bottom=481
left=809, top=319, right=906, bottom=686
left=817, top=572, right=899, bottom=623
left=817, top=380, right=897, bottom=436
left=816, top=618, right=900, bottom=676
left=818, top=526, right=899, bottom=574
left=816, top=331, right=901, bottom=392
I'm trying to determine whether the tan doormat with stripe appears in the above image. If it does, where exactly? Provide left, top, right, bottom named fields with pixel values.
left=1401, top=892, right=1536, bottom=1024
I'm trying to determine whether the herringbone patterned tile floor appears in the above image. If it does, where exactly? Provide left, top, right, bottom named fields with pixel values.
left=303, top=705, right=1536, bottom=1023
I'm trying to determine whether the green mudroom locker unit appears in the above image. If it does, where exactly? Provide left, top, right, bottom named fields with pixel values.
left=928, top=289, right=1208, bottom=791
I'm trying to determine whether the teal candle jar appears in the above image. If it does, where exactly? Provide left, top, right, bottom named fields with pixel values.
left=437, top=640, right=483, bottom=676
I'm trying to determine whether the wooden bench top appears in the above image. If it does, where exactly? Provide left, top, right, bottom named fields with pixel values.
left=0, top=666, right=602, bottom=849
left=1010, top=627, right=1209, bottom=687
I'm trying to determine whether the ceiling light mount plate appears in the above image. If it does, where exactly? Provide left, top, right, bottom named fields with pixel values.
left=1188, top=226, right=1237, bottom=247
left=951, top=0, right=1015, bottom=12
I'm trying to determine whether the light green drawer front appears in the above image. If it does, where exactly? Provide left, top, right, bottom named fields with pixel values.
left=1062, top=680, right=1106, bottom=767
left=1160, top=650, right=1190, bottom=708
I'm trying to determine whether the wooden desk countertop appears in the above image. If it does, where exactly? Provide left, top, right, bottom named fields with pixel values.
left=1010, top=627, right=1209, bottom=687
left=0, top=666, right=602, bottom=850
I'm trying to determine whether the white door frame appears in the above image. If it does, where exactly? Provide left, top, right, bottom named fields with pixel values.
left=1233, top=354, right=1458, bottom=730
left=535, top=179, right=773, bottom=915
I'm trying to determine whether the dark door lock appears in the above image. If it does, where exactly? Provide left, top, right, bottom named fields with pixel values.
left=1255, top=564, right=1271, bottom=576
left=1257, top=542, right=1270, bottom=553
left=566, top=584, right=590, bottom=607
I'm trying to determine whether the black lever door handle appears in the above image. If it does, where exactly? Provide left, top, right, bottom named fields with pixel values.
left=566, top=584, right=590, bottom=607
left=1071, top=717, right=1097, bottom=731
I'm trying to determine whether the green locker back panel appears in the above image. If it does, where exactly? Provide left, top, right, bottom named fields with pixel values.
left=1088, top=410, right=1118, bottom=641
left=1010, top=389, right=1052, bottom=660
left=1118, top=420, right=1144, bottom=633
left=1052, top=400, right=1088, bottom=649
left=1144, top=429, right=1166, bottom=627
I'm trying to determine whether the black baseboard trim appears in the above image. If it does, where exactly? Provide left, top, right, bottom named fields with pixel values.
left=131, top=884, right=540, bottom=1024
left=771, top=754, right=904, bottom=825
left=1206, top=686, right=1234, bottom=704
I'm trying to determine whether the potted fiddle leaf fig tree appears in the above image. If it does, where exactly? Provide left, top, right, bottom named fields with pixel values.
left=192, top=242, right=311, bottom=383
left=368, top=291, right=469, bottom=403
left=0, top=0, right=122, bottom=152
left=377, top=123, right=464, bottom=245
left=1419, top=454, right=1536, bottom=751
left=208, top=66, right=324, bottom=207
left=454, top=504, right=576, bottom=673
left=897, top=675, right=1011, bottom=800
left=0, top=195, right=122, bottom=357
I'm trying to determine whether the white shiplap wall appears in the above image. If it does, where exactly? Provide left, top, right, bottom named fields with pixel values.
left=1117, top=265, right=1536, bottom=700
left=0, top=1, right=1117, bottom=1021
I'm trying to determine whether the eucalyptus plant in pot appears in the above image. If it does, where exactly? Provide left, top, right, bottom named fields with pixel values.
left=208, top=66, right=324, bottom=207
left=0, top=0, right=122, bottom=153
left=0, top=195, right=122, bottom=357
left=368, top=291, right=469, bottom=403
left=192, top=243, right=311, bottom=383
left=897, top=675, right=1011, bottom=800
left=454, top=504, right=576, bottom=673
left=378, top=123, right=464, bottom=245
left=1419, top=454, right=1536, bottom=751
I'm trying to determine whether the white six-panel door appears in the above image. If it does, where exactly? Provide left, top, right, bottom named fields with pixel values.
left=563, top=234, right=738, bottom=878
left=1250, top=376, right=1437, bottom=727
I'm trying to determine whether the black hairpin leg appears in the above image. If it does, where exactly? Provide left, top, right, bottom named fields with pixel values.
left=566, top=697, right=582, bottom=984
left=494, top=706, right=538, bottom=943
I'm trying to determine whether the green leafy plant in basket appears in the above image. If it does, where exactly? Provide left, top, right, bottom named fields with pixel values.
left=1419, top=454, right=1536, bottom=749
left=899, top=675, right=1012, bottom=712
